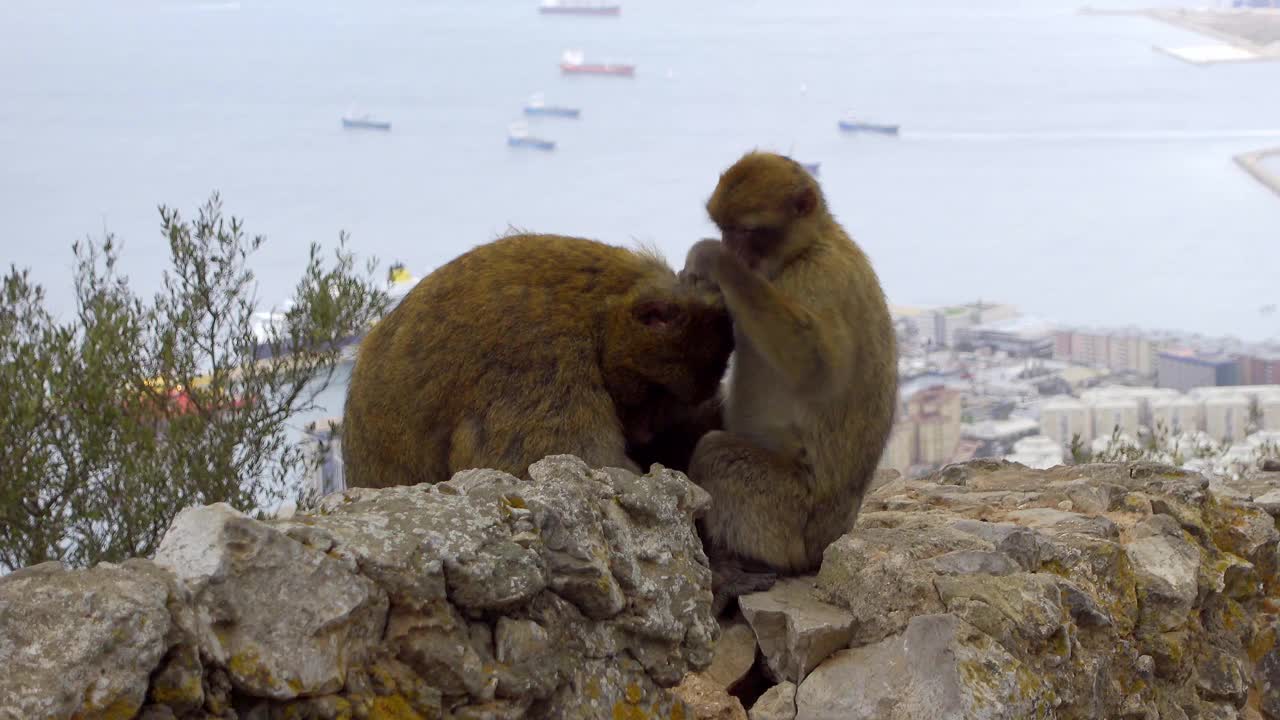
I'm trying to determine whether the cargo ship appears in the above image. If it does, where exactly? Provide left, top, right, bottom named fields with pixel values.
left=342, top=114, right=392, bottom=131
left=539, top=0, right=620, bottom=15
left=523, top=93, right=581, bottom=118
left=507, top=122, right=556, bottom=151
left=838, top=116, right=899, bottom=135
left=560, top=49, right=635, bottom=77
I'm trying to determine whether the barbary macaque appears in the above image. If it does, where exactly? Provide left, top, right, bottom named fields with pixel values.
left=342, top=233, right=733, bottom=488
left=682, top=151, right=897, bottom=584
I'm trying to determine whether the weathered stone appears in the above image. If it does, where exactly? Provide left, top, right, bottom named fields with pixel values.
left=1209, top=499, right=1278, bottom=562
left=933, top=572, right=1066, bottom=661
left=1258, top=627, right=1280, bottom=719
left=703, top=619, right=758, bottom=689
left=0, top=561, right=173, bottom=720
left=1125, top=531, right=1200, bottom=632
left=672, top=671, right=748, bottom=720
left=1056, top=578, right=1112, bottom=628
left=15, top=457, right=1280, bottom=720
left=794, top=614, right=1051, bottom=720
left=740, top=577, right=855, bottom=684
left=948, top=519, right=1046, bottom=571
left=816, top=524, right=987, bottom=646
left=1253, top=489, right=1280, bottom=516
left=148, top=642, right=204, bottom=713
left=929, top=549, right=1020, bottom=576
left=155, top=503, right=388, bottom=700
left=1195, top=646, right=1247, bottom=706
left=307, top=477, right=545, bottom=612
left=539, top=657, right=689, bottom=719
left=750, top=682, right=797, bottom=720
left=1004, top=507, right=1119, bottom=538
left=1062, top=481, right=1113, bottom=514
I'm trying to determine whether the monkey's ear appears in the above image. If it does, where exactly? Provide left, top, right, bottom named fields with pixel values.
left=791, top=187, right=818, bottom=217
left=634, top=300, right=682, bottom=328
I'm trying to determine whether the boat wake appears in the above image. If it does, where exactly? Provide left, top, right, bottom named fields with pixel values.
left=904, top=129, right=1280, bottom=143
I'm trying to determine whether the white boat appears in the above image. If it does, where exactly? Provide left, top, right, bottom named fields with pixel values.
left=539, top=0, right=620, bottom=16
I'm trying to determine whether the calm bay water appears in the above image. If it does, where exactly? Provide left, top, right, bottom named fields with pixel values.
left=3, top=0, right=1280, bottom=354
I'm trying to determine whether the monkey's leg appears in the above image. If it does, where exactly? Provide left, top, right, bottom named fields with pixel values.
left=689, top=430, right=814, bottom=574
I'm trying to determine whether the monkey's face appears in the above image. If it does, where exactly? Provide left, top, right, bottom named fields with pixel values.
left=602, top=289, right=733, bottom=442
left=707, top=152, right=822, bottom=277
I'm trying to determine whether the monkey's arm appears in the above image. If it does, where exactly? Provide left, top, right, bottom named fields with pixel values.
left=714, top=255, right=845, bottom=396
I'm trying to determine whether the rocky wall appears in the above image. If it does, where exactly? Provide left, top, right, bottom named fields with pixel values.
left=11, top=457, right=1280, bottom=720
left=675, top=461, right=1280, bottom=720
left=0, top=456, right=716, bottom=720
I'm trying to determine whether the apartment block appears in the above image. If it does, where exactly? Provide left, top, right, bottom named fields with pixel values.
left=1157, top=350, right=1239, bottom=392
left=1041, top=396, right=1092, bottom=446
left=1204, top=394, right=1250, bottom=444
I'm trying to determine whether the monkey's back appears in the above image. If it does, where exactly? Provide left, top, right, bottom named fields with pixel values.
left=343, top=234, right=663, bottom=487
left=801, top=233, right=897, bottom=530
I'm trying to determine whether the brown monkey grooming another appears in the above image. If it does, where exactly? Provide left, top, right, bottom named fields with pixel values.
left=684, top=151, right=897, bottom=582
left=342, top=233, right=733, bottom=488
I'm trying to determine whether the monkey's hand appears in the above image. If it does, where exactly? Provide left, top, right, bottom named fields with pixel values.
left=679, top=238, right=728, bottom=292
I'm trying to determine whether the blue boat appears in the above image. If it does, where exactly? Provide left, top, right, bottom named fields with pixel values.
left=508, top=136, right=557, bottom=150
left=838, top=116, right=899, bottom=135
left=523, top=93, right=581, bottom=118
left=508, top=122, right=556, bottom=151
left=800, top=162, right=820, bottom=176
left=342, top=114, right=391, bottom=131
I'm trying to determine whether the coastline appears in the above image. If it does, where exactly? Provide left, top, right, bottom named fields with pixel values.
left=1079, top=6, right=1280, bottom=65
left=1235, top=147, right=1280, bottom=199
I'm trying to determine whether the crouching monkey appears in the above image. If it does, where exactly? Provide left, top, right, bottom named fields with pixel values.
left=342, top=233, right=733, bottom=488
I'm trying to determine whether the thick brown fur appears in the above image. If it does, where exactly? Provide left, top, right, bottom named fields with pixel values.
left=342, top=233, right=733, bottom=488
left=684, top=151, right=898, bottom=577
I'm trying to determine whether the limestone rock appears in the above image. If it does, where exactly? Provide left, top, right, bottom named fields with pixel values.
left=1253, top=489, right=1280, bottom=516
left=16, top=456, right=1280, bottom=720
left=816, top=523, right=988, bottom=646
left=538, top=657, right=690, bottom=720
left=1195, top=646, right=1247, bottom=706
left=739, top=577, right=854, bottom=684
left=155, top=503, right=388, bottom=700
left=928, top=549, right=1020, bottom=576
left=1125, top=530, right=1200, bottom=631
left=750, top=682, right=797, bottom=720
left=933, top=572, right=1067, bottom=659
left=0, top=561, right=173, bottom=720
left=1004, top=507, right=1119, bottom=538
left=703, top=619, right=759, bottom=689
left=794, top=614, right=1051, bottom=720
left=672, top=671, right=748, bottom=720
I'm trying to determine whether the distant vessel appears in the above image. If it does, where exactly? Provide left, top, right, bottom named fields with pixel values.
left=539, top=0, right=620, bottom=16
left=523, top=93, right=581, bottom=118
left=838, top=116, right=899, bottom=135
left=560, top=49, right=635, bottom=76
left=508, top=122, right=556, bottom=151
left=800, top=162, right=821, bottom=176
left=342, top=114, right=391, bottom=131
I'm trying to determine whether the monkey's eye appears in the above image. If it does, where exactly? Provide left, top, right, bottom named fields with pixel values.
left=635, top=301, right=681, bottom=328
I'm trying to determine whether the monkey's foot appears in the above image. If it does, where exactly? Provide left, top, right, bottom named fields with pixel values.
left=711, top=564, right=778, bottom=617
